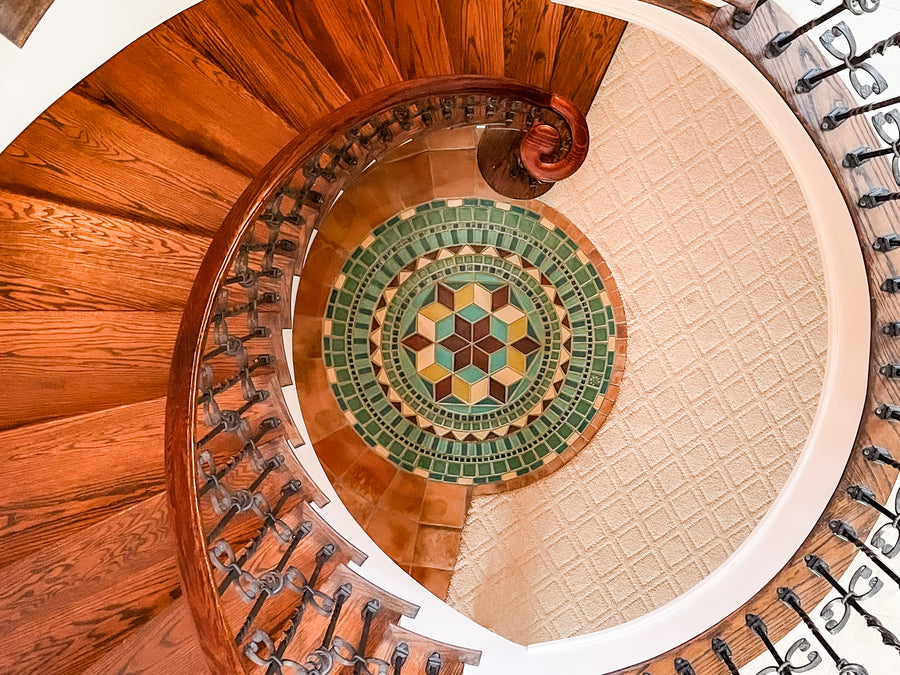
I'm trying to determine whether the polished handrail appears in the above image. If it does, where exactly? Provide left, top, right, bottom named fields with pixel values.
left=164, top=75, right=589, bottom=673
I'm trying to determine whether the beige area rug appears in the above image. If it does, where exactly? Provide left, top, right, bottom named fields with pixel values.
left=445, top=24, right=827, bottom=644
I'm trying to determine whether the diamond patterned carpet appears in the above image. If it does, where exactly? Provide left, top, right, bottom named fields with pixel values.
left=444, top=24, right=828, bottom=644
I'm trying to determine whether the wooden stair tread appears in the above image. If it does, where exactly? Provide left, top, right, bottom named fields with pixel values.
left=550, top=7, right=627, bottom=114
left=373, top=623, right=482, bottom=673
left=437, top=0, right=505, bottom=76
left=0, top=189, right=209, bottom=312
left=82, top=596, right=210, bottom=675
left=272, top=0, right=403, bottom=98
left=76, top=25, right=297, bottom=177
left=0, top=397, right=168, bottom=568
left=0, top=310, right=182, bottom=429
left=364, top=0, right=455, bottom=79
left=167, top=0, right=349, bottom=132
left=0, top=493, right=179, bottom=675
left=0, top=91, right=247, bottom=237
left=503, top=0, right=567, bottom=88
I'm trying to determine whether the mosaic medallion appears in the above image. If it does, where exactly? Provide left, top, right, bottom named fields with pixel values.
left=323, top=199, right=625, bottom=486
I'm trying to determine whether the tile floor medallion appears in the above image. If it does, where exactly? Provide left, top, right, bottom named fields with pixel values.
left=322, top=198, right=626, bottom=487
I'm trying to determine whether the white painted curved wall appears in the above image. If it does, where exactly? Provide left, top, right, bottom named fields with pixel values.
left=1, top=0, right=883, bottom=672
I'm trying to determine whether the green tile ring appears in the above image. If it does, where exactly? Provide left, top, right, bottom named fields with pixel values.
left=322, top=198, right=625, bottom=487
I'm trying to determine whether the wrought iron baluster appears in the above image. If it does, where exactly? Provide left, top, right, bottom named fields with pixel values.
left=805, top=554, right=900, bottom=653
left=674, top=657, right=696, bottom=675
left=778, top=586, right=869, bottom=675
left=712, top=637, right=741, bottom=675
left=847, top=484, right=900, bottom=557
left=862, top=445, right=900, bottom=470
left=733, top=0, right=768, bottom=30
left=425, top=652, right=443, bottom=675
left=830, top=519, right=900, bottom=588
left=234, top=523, right=311, bottom=645
left=390, top=643, right=409, bottom=675
left=874, top=402, right=900, bottom=419
left=262, top=544, right=338, bottom=675
left=823, top=93, right=900, bottom=129
left=321, top=583, right=352, bottom=650
left=745, top=612, right=821, bottom=674
left=797, top=23, right=897, bottom=96
left=198, top=417, right=282, bottom=497
left=205, top=454, right=284, bottom=545
left=766, top=0, right=879, bottom=58
left=217, top=480, right=305, bottom=594
left=197, top=389, right=269, bottom=448
left=197, top=354, right=274, bottom=405
left=844, top=110, right=900, bottom=170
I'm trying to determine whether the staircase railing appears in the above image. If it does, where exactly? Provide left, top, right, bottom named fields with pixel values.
left=166, top=5, right=900, bottom=672
left=164, top=74, right=589, bottom=674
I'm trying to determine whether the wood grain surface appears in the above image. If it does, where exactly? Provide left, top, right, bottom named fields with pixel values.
left=76, top=25, right=297, bottom=177
left=437, top=0, right=505, bottom=76
left=503, top=0, right=567, bottom=88
left=166, top=0, right=348, bottom=132
left=0, top=0, right=54, bottom=47
left=272, top=0, right=403, bottom=98
left=550, top=8, right=627, bottom=113
left=0, top=494, right=179, bottom=674
left=0, top=397, right=167, bottom=568
left=364, top=0, right=455, bottom=79
left=0, top=92, right=247, bottom=237
left=0, top=310, right=182, bottom=428
left=0, top=190, right=209, bottom=312
left=82, top=597, right=210, bottom=675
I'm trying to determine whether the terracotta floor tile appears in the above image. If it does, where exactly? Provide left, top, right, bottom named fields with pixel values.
left=292, top=314, right=323, bottom=360
left=420, top=481, right=469, bottom=528
left=430, top=149, right=478, bottom=197
left=366, top=507, right=418, bottom=564
left=412, top=525, right=462, bottom=570
left=409, top=566, right=454, bottom=600
left=334, top=482, right=376, bottom=528
left=314, top=425, right=367, bottom=478
left=342, top=451, right=397, bottom=504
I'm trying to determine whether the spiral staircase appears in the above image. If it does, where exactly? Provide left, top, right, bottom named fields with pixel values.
left=2, top=0, right=900, bottom=673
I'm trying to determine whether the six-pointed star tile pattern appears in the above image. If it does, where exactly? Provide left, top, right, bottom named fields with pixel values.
left=403, top=280, right=541, bottom=406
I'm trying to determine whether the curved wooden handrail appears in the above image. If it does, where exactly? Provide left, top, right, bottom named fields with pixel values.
left=519, top=94, right=590, bottom=182
left=164, top=74, right=591, bottom=673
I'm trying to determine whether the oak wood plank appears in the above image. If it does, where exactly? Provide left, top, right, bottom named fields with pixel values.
left=0, top=0, right=54, bottom=48
left=167, top=0, right=348, bottom=132
left=436, top=0, right=504, bottom=76
left=503, top=0, right=566, bottom=88
left=0, top=494, right=180, bottom=674
left=549, top=8, right=627, bottom=114
left=0, top=190, right=209, bottom=312
left=75, top=25, right=297, bottom=177
left=0, top=92, right=247, bottom=237
left=0, top=397, right=168, bottom=568
left=0, top=310, right=182, bottom=429
left=364, top=0, right=455, bottom=79
left=272, top=0, right=403, bottom=98
left=82, top=597, right=210, bottom=675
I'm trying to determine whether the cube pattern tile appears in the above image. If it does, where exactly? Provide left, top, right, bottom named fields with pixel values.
left=323, top=199, right=625, bottom=485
